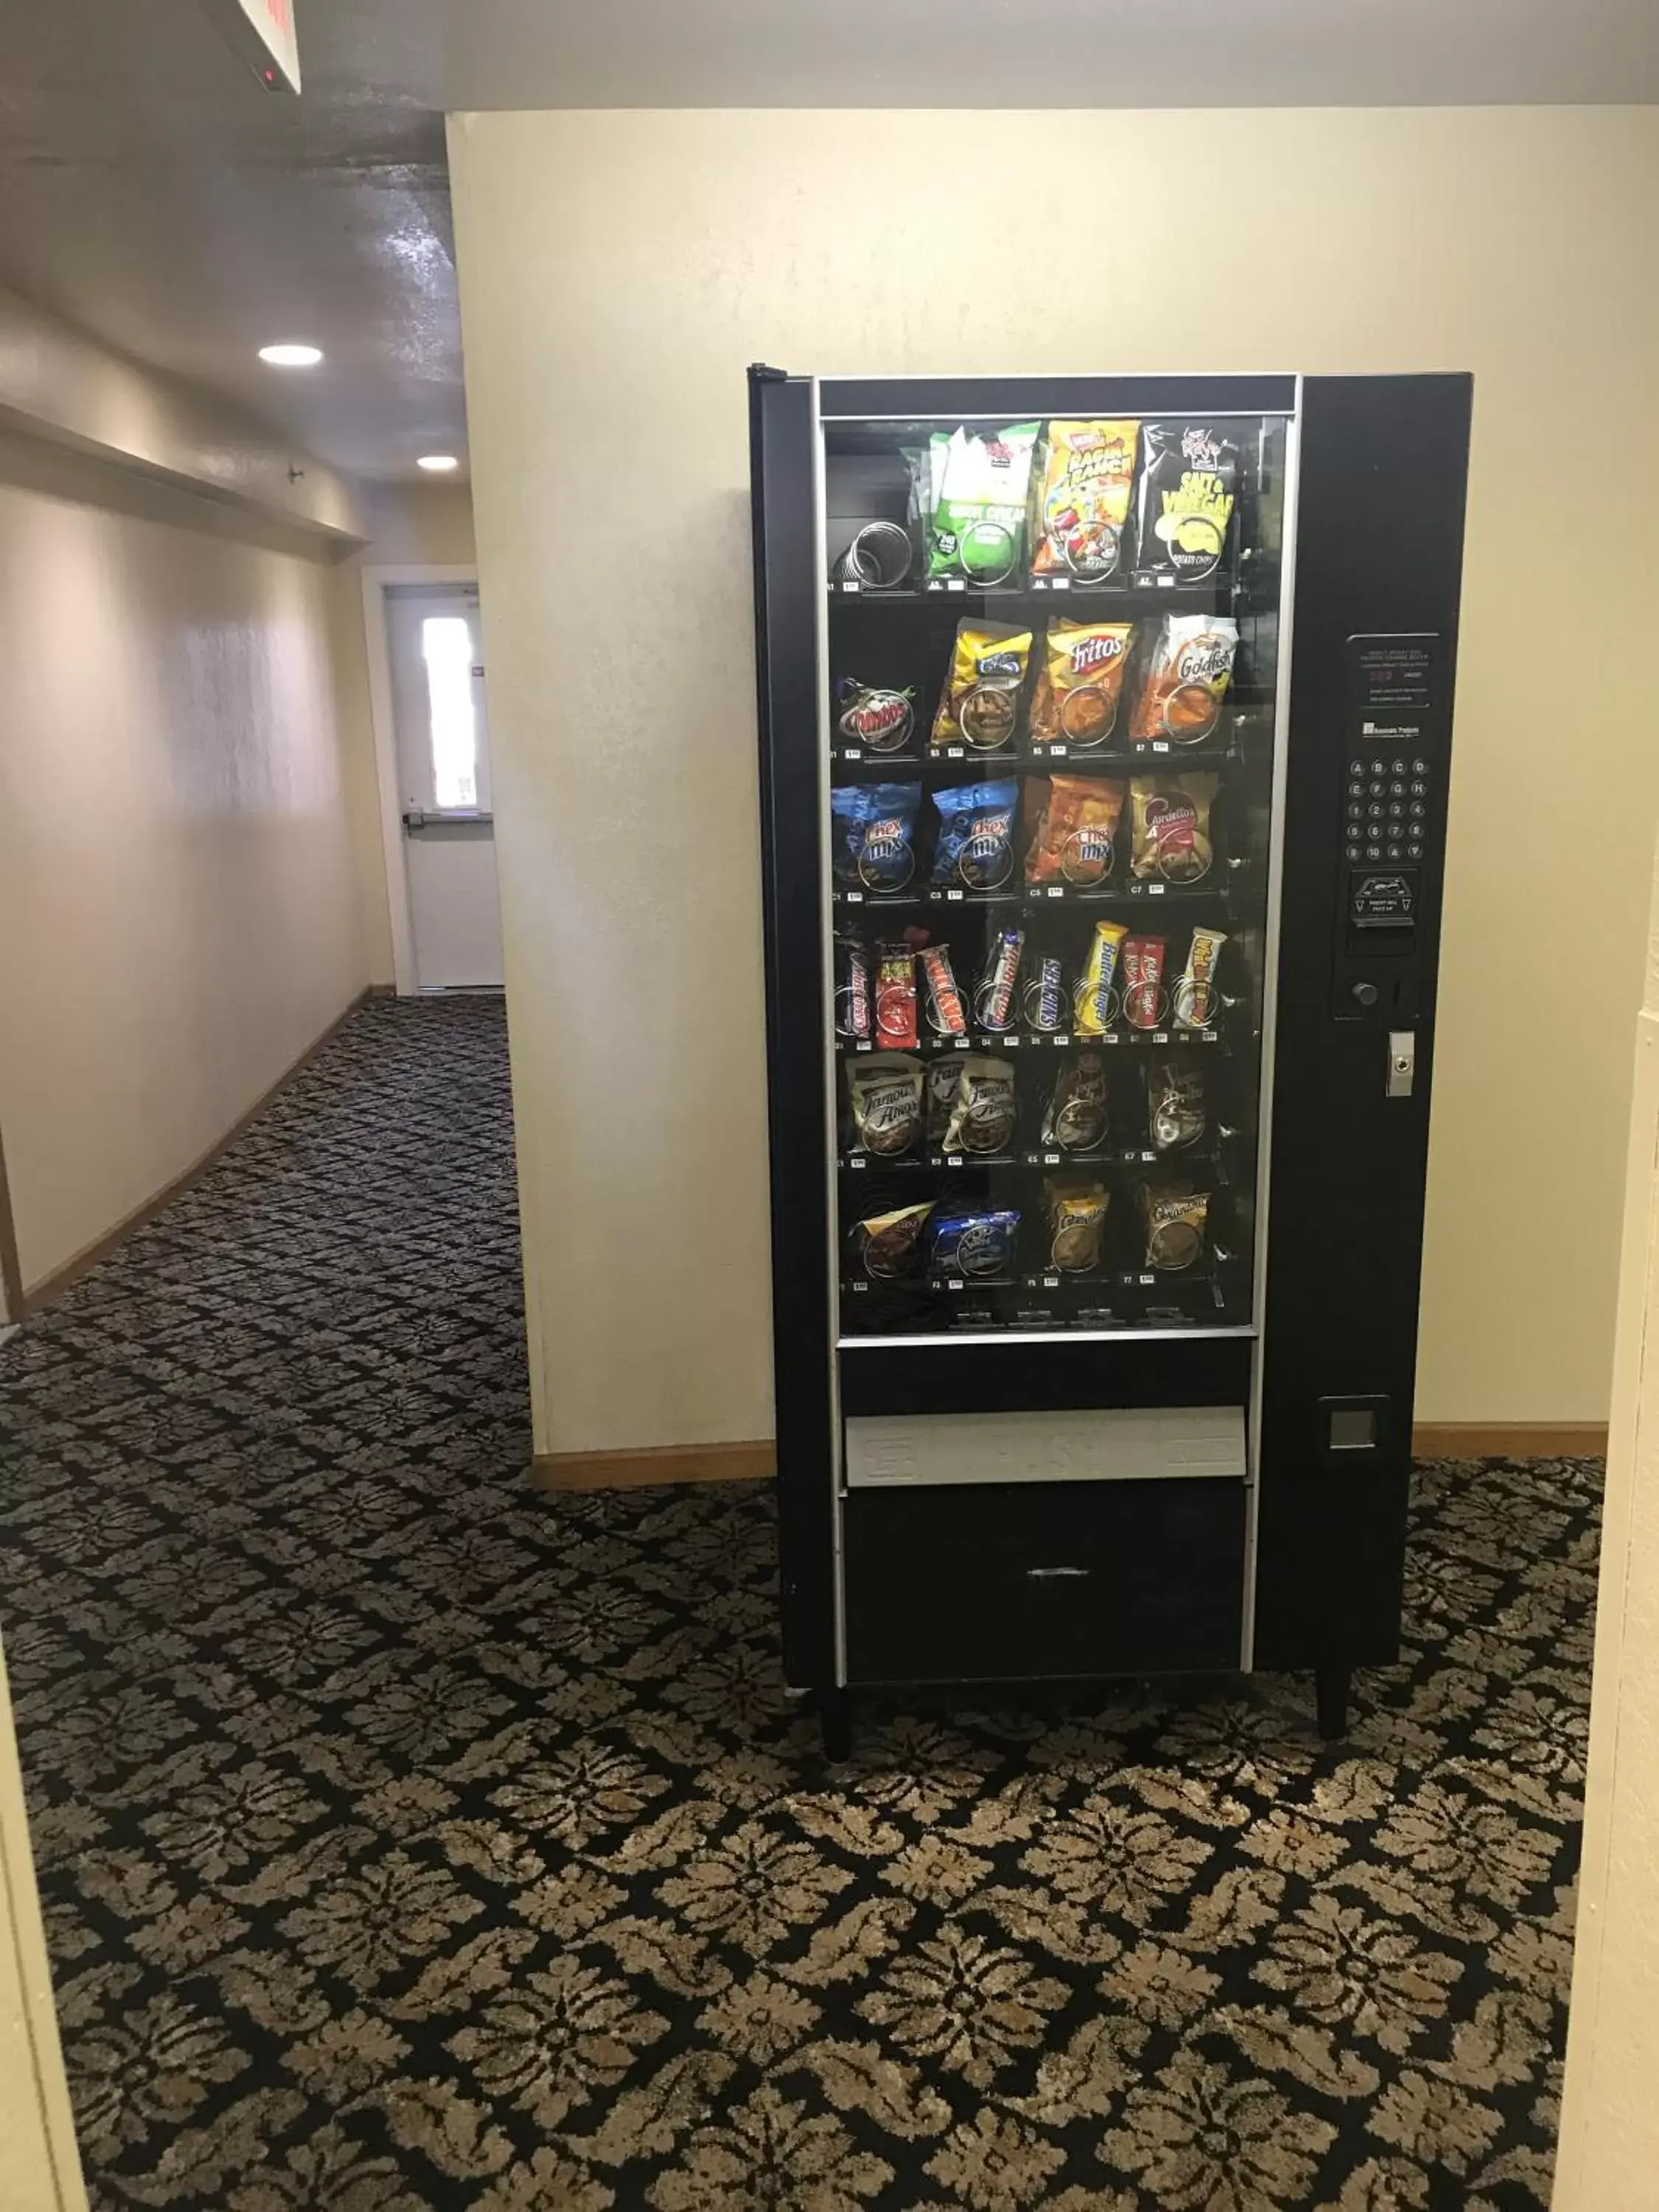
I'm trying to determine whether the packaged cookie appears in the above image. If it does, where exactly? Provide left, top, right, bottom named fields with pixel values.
left=1046, top=1179, right=1110, bottom=1273
left=1142, top=1184, right=1211, bottom=1271
left=1130, top=773, right=1217, bottom=884
left=931, top=623, right=1033, bottom=752
left=1023, top=774, right=1127, bottom=887
left=1031, top=420, right=1141, bottom=582
left=1029, top=620, right=1137, bottom=746
left=926, top=1057, right=964, bottom=1144
left=943, top=1054, right=1018, bottom=1156
left=931, top=1206, right=1021, bottom=1279
left=1147, top=1057, right=1206, bottom=1152
left=847, top=1054, right=925, bottom=1156
left=854, top=1203, right=933, bottom=1280
left=1130, top=616, right=1239, bottom=745
left=1135, top=421, right=1239, bottom=584
left=1043, top=1051, right=1108, bottom=1152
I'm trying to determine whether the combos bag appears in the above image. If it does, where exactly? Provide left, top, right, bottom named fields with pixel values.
left=1129, top=773, right=1217, bottom=884
left=830, top=782, right=922, bottom=891
left=1029, top=621, right=1136, bottom=748
left=1023, top=775, right=1127, bottom=888
left=1135, top=421, right=1240, bottom=583
left=1130, top=616, right=1239, bottom=745
left=931, top=779, right=1019, bottom=891
left=928, top=422, right=1040, bottom=584
left=931, top=623, right=1033, bottom=752
left=1031, top=420, right=1141, bottom=582
left=846, top=1054, right=925, bottom=1156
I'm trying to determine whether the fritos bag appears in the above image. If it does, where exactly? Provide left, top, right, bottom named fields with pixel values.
left=1029, top=621, right=1136, bottom=747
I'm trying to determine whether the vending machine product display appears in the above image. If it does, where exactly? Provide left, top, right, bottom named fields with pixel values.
left=748, top=370, right=1472, bottom=1756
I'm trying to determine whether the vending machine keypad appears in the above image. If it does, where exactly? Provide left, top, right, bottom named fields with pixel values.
left=1333, top=634, right=1441, bottom=1020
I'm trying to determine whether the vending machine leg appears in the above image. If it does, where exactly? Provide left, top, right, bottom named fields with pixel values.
left=818, top=1686, right=854, bottom=1763
left=1315, top=1666, right=1351, bottom=1742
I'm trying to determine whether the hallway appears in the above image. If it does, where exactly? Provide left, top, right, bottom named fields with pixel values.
left=1, top=999, right=1592, bottom=2208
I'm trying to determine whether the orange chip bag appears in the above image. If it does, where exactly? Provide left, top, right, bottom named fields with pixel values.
left=1130, top=773, right=1217, bottom=884
left=1032, top=420, right=1141, bottom=581
left=1023, top=775, right=1126, bottom=888
left=1029, top=621, right=1135, bottom=748
left=1130, top=616, right=1239, bottom=745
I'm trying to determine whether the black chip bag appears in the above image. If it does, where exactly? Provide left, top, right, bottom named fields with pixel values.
left=1135, top=422, right=1239, bottom=583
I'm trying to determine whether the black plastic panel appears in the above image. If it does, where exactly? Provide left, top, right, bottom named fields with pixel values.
left=821, top=375, right=1298, bottom=422
left=840, top=1334, right=1251, bottom=1419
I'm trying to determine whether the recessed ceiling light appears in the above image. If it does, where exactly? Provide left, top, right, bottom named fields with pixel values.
left=417, top=453, right=461, bottom=473
left=258, top=342, right=323, bottom=367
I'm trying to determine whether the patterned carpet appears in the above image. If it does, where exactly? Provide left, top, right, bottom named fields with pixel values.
left=0, top=997, right=1593, bottom=2211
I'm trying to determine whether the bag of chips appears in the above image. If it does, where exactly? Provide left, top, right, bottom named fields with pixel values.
left=831, top=782, right=922, bottom=891
left=1142, top=1184, right=1211, bottom=1271
left=1046, top=1179, right=1110, bottom=1272
left=1032, top=420, right=1141, bottom=582
left=1147, top=1057, right=1206, bottom=1152
left=1043, top=1051, right=1108, bottom=1152
left=1135, top=421, right=1240, bottom=583
left=943, top=1055, right=1018, bottom=1155
left=1029, top=620, right=1136, bottom=747
left=847, top=1054, right=925, bottom=1155
left=1130, top=616, right=1239, bottom=745
left=932, top=1206, right=1021, bottom=1278
left=931, top=623, right=1032, bottom=752
left=931, top=780, right=1018, bottom=891
left=854, top=1203, right=933, bottom=1280
left=1130, top=773, right=1217, bottom=883
left=1023, top=775, right=1127, bottom=887
left=928, top=422, right=1040, bottom=583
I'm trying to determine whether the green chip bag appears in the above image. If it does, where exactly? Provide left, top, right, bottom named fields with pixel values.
left=927, top=422, right=1040, bottom=584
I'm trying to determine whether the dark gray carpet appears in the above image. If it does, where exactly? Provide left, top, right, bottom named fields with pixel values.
left=0, top=998, right=1592, bottom=2209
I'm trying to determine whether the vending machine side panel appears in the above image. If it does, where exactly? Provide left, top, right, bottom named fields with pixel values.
left=749, top=366, right=838, bottom=1690
left=1254, top=372, right=1473, bottom=1676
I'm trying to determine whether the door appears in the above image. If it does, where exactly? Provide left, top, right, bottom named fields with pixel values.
left=386, top=582, right=505, bottom=990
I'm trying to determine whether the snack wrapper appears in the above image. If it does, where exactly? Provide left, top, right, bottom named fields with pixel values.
left=942, top=1054, right=1018, bottom=1156
left=831, top=782, right=922, bottom=891
left=932, top=1206, right=1021, bottom=1279
left=1029, top=954, right=1065, bottom=1032
left=928, top=422, right=1040, bottom=583
left=926, top=1058, right=964, bottom=1144
left=836, top=677, right=917, bottom=754
left=1023, top=775, right=1127, bottom=887
left=1148, top=1057, right=1206, bottom=1152
left=1032, top=421, right=1141, bottom=582
left=975, top=928, right=1024, bottom=1032
left=848, top=1054, right=925, bottom=1156
left=1130, top=773, right=1217, bottom=883
left=1043, top=1051, right=1108, bottom=1152
left=1173, top=926, right=1228, bottom=1029
left=1130, top=616, right=1239, bottom=745
left=1142, top=1185, right=1211, bottom=1271
left=931, top=780, right=1018, bottom=891
left=1121, top=936, right=1167, bottom=1030
left=1046, top=1179, right=1110, bottom=1272
left=1029, top=619, right=1136, bottom=746
left=1135, top=421, right=1239, bottom=584
left=854, top=1203, right=933, bottom=1280
left=931, top=623, right=1032, bottom=752
left=920, top=943, right=968, bottom=1036
left=1077, top=919, right=1130, bottom=1036
left=875, top=944, right=918, bottom=1048
left=835, top=934, right=872, bottom=1040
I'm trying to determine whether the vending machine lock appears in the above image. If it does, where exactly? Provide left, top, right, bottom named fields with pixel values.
left=1386, top=1032, right=1415, bottom=1099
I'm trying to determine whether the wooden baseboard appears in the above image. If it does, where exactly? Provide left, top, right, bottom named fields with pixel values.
left=529, top=1441, right=776, bottom=1492
left=1412, top=1422, right=1607, bottom=1459
left=15, top=985, right=377, bottom=1320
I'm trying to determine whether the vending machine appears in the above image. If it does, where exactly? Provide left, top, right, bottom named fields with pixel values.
left=747, top=370, right=1470, bottom=1756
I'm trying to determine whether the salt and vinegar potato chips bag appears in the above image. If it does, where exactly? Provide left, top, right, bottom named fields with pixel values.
left=1023, top=775, right=1127, bottom=887
left=1135, top=421, right=1239, bottom=583
left=1130, top=616, right=1239, bottom=745
left=1032, top=420, right=1141, bottom=581
left=931, top=623, right=1033, bottom=751
left=1029, top=621, right=1136, bottom=747
left=1129, top=773, right=1217, bottom=884
left=928, top=422, right=1040, bottom=584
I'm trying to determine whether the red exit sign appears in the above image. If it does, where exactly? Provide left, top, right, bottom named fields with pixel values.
left=204, top=0, right=302, bottom=93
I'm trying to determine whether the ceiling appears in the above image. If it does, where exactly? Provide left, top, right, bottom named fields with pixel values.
left=1, top=0, right=1654, bottom=481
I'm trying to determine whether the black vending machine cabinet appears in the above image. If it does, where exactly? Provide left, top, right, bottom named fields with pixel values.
left=748, top=371, right=1471, bottom=1756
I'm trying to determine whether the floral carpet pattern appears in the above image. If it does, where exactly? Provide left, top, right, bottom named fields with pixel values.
left=0, top=998, right=1594, bottom=2210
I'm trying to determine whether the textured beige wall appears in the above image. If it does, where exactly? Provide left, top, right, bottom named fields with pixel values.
left=450, top=104, right=1659, bottom=1452
left=0, top=445, right=369, bottom=1293
left=1555, top=835, right=1659, bottom=2208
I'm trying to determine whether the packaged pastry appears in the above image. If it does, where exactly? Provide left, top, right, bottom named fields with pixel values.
left=942, top=1054, right=1018, bottom=1155
left=928, top=422, right=1040, bottom=584
left=835, top=934, right=872, bottom=1040
left=847, top=1054, right=925, bottom=1155
left=925, top=1057, right=964, bottom=1144
left=1130, top=616, right=1239, bottom=745
left=1029, top=621, right=1137, bottom=746
left=1043, top=1051, right=1108, bottom=1152
left=1077, top=919, right=1130, bottom=1035
left=835, top=677, right=917, bottom=754
left=1023, top=775, right=1127, bottom=888
left=1135, top=421, right=1240, bottom=584
left=931, top=780, right=1018, bottom=891
left=854, top=1203, right=933, bottom=1280
left=1142, top=1184, right=1211, bottom=1271
left=1173, top=926, right=1228, bottom=1029
left=1130, top=773, right=1217, bottom=883
left=874, top=945, right=919, bottom=1048
left=919, top=943, right=968, bottom=1036
left=975, top=928, right=1024, bottom=1033
left=931, top=624, right=1033, bottom=752
left=1121, top=936, right=1167, bottom=1030
left=1031, top=421, right=1141, bottom=582
left=831, top=782, right=922, bottom=891
left=1046, top=1179, right=1110, bottom=1273
left=1147, top=1057, right=1206, bottom=1152
left=932, top=1206, right=1021, bottom=1279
